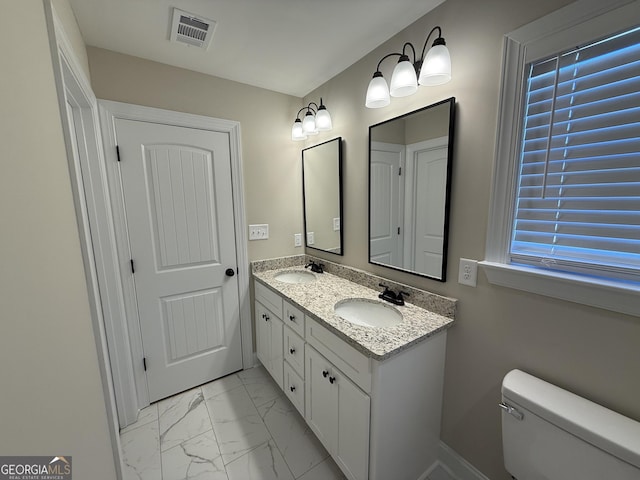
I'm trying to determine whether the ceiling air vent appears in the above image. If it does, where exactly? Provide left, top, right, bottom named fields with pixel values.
left=170, top=8, right=216, bottom=49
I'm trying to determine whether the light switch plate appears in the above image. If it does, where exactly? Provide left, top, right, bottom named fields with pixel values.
left=307, top=232, right=315, bottom=245
left=249, top=224, right=269, bottom=240
left=294, top=233, right=302, bottom=247
left=333, top=217, right=340, bottom=231
left=458, top=258, right=478, bottom=287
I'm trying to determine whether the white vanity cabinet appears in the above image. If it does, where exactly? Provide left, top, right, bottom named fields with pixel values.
left=253, top=278, right=448, bottom=480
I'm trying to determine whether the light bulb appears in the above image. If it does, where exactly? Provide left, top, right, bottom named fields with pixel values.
left=291, top=119, right=307, bottom=141
left=302, top=111, right=317, bottom=135
left=315, top=104, right=332, bottom=131
left=365, top=72, right=390, bottom=108
left=419, top=43, right=451, bottom=86
left=390, top=55, right=418, bottom=97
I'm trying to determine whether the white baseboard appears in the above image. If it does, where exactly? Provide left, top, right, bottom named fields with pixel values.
left=428, top=441, right=491, bottom=480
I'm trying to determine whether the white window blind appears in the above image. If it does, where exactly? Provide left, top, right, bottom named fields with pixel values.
left=512, top=26, right=640, bottom=282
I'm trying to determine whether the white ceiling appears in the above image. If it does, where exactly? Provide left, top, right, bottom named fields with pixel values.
left=68, top=0, right=445, bottom=97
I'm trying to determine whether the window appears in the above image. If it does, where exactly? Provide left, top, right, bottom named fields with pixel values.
left=482, top=0, right=640, bottom=317
left=513, top=26, right=640, bottom=282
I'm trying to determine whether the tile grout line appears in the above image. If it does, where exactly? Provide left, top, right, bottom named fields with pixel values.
left=200, top=388, right=231, bottom=480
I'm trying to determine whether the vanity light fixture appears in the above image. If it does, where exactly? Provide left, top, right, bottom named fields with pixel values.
left=291, top=98, right=332, bottom=141
left=365, top=26, right=451, bottom=108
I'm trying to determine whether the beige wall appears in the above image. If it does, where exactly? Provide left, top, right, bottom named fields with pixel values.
left=303, top=0, right=640, bottom=478
left=87, top=47, right=304, bottom=263
left=0, top=1, right=115, bottom=478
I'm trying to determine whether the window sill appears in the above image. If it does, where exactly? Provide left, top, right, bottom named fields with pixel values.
left=478, top=261, right=640, bottom=318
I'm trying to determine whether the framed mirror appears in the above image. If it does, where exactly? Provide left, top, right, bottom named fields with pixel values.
left=369, top=97, right=455, bottom=280
left=302, top=137, right=343, bottom=255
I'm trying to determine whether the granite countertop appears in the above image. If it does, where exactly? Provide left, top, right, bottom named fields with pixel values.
left=253, top=265, right=454, bottom=361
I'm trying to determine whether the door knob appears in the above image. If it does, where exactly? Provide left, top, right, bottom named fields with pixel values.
left=225, top=268, right=236, bottom=277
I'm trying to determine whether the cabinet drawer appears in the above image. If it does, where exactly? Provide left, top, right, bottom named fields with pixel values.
left=305, top=316, right=372, bottom=394
left=255, top=280, right=283, bottom=319
left=283, top=300, right=305, bottom=337
left=283, top=326, right=305, bottom=378
left=283, top=361, right=305, bottom=417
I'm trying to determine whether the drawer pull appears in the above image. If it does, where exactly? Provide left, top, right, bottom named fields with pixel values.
left=289, top=315, right=296, bottom=321
left=290, top=385, right=296, bottom=392
left=289, top=348, right=296, bottom=354
left=329, top=376, right=336, bottom=384
left=322, top=370, right=329, bottom=378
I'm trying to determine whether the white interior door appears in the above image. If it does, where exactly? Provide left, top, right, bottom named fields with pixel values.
left=370, top=142, right=404, bottom=267
left=116, top=118, right=243, bottom=402
left=405, top=139, right=448, bottom=277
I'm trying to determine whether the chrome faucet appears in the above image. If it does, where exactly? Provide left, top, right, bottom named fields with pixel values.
left=378, top=283, right=409, bottom=306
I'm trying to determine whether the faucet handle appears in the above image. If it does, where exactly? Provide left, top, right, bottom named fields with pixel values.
left=378, top=283, right=397, bottom=299
left=396, top=291, right=410, bottom=303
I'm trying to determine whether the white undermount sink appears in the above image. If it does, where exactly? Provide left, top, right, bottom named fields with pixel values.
left=334, top=298, right=403, bottom=328
left=274, top=270, right=316, bottom=284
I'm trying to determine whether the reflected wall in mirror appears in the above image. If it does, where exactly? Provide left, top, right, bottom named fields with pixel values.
left=369, top=97, right=455, bottom=280
left=302, top=137, right=343, bottom=255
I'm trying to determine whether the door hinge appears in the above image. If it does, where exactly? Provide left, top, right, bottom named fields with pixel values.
left=398, top=166, right=402, bottom=175
left=116, top=145, right=121, bottom=162
left=143, top=357, right=147, bottom=371
left=130, top=259, right=135, bottom=274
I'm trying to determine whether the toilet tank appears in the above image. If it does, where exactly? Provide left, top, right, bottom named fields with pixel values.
left=501, top=369, right=640, bottom=480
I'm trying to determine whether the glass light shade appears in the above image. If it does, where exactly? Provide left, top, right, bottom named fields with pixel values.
left=390, top=58, right=418, bottom=97
left=302, top=112, right=317, bottom=135
left=365, top=72, right=390, bottom=108
left=418, top=44, right=451, bottom=86
left=315, top=107, right=332, bottom=131
left=291, top=119, right=307, bottom=141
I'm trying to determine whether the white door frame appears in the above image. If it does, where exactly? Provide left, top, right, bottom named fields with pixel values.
left=44, top=2, right=123, bottom=476
left=99, top=101, right=252, bottom=424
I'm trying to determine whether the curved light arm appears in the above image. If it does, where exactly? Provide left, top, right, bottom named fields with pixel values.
left=419, top=26, right=444, bottom=61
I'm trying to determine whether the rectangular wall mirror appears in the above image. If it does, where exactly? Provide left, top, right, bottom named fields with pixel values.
left=369, top=97, right=455, bottom=280
left=303, top=137, right=343, bottom=255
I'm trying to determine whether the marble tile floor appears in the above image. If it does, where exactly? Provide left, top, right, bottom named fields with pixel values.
left=120, top=364, right=453, bottom=480
left=120, top=365, right=346, bottom=480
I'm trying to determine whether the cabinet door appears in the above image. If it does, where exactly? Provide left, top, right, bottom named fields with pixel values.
left=305, top=346, right=337, bottom=453
left=255, top=301, right=270, bottom=370
left=270, top=313, right=284, bottom=389
left=255, top=301, right=284, bottom=389
left=335, top=371, right=370, bottom=480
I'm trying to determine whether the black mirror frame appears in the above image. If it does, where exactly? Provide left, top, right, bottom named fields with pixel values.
left=302, top=137, right=344, bottom=256
left=368, top=97, right=455, bottom=281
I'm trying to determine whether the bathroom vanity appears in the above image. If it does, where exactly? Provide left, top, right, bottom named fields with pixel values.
left=252, top=257, right=455, bottom=480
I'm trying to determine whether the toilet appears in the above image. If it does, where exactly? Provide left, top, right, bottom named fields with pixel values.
left=500, top=369, right=640, bottom=479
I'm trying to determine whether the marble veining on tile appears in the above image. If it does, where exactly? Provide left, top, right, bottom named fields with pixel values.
left=159, top=387, right=213, bottom=452
left=252, top=264, right=456, bottom=360
left=161, top=430, right=228, bottom=480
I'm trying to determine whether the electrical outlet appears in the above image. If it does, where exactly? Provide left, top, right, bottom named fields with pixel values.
left=458, top=258, right=478, bottom=287
left=307, top=231, right=315, bottom=245
left=248, top=224, right=269, bottom=240
left=333, top=217, right=340, bottom=231
left=294, top=233, right=302, bottom=247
